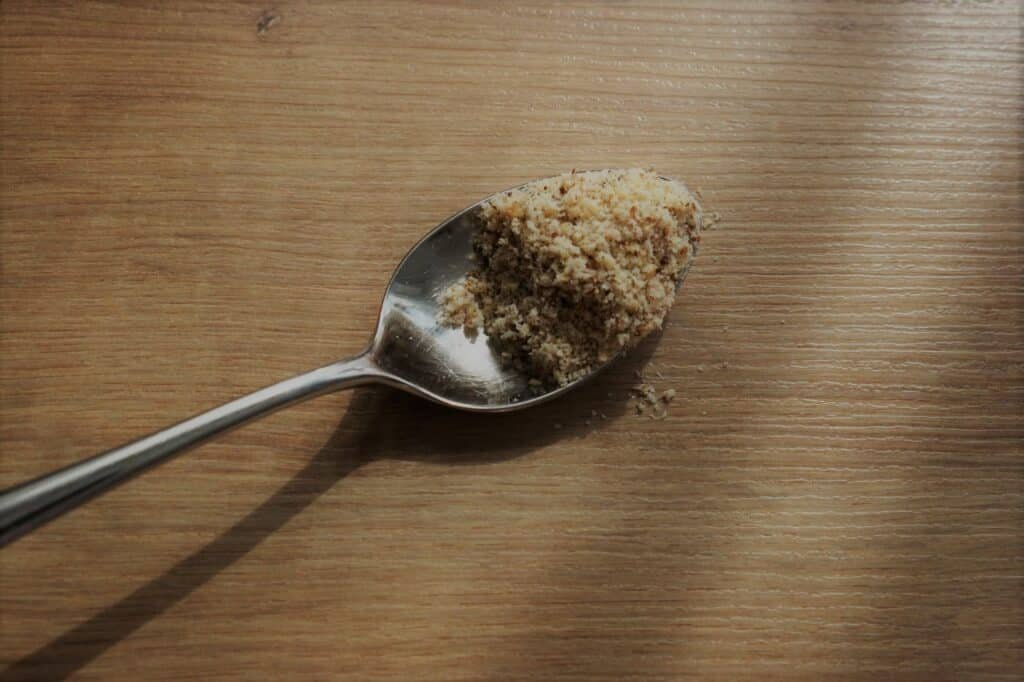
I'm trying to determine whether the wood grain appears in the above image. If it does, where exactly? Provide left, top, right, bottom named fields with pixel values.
left=1, top=1, right=1021, bottom=679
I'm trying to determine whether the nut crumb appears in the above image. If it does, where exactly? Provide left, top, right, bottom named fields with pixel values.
left=628, top=368, right=678, bottom=420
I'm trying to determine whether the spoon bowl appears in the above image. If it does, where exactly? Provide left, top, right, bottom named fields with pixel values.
left=371, top=173, right=696, bottom=411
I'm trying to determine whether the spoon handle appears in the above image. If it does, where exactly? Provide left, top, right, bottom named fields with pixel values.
left=0, top=352, right=379, bottom=548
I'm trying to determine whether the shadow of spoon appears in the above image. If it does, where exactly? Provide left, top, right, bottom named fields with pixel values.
left=1, top=333, right=661, bottom=681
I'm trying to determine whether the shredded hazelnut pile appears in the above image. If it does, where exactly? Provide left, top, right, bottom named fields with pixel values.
left=440, top=168, right=702, bottom=387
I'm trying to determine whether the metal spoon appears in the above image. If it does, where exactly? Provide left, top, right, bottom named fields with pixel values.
left=0, top=173, right=697, bottom=547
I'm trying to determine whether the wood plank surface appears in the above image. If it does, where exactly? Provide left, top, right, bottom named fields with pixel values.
left=1, top=1, right=1021, bottom=679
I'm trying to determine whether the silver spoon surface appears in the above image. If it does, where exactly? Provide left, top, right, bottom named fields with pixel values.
left=0, top=172, right=697, bottom=546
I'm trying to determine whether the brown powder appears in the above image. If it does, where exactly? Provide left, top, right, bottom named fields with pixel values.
left=440, top=168, right=702, bottom=387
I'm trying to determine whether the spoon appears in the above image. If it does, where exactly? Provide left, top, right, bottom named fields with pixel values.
left=0, top=173, right=697, bottom=547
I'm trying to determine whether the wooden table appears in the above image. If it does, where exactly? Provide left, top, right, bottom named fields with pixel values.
left=2, top=2, right=1021, bottom=679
